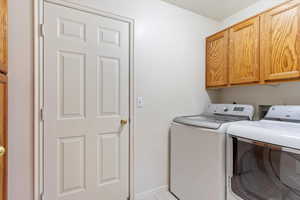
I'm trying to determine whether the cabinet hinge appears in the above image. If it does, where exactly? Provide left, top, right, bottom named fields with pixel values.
left=40, top=108, right=44, bottom=121
left=40, top=24, right=45, bottom=37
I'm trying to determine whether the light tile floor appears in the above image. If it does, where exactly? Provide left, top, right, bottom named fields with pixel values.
left=155, top=191, right=177, bottom=200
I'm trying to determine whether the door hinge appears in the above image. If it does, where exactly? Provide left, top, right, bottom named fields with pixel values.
left=40, top=193, right=45, bottom=200
left=40, top=24, right=45, bottom=37
left=228, top=176, right=231, bottom=186
left=40, top=108, right=44, bottom=121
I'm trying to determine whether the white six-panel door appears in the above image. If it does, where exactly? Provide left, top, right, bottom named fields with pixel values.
left=44, top=3, right=130, bottom=200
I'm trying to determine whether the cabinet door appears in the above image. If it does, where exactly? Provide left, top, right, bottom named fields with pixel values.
left=261, top=0, right=300, bottom=81
left=0, top=0, right=7, bottom=73
left=0, top=74, right=6, bottom=200
left=206, top=30, right=229, bottom=87
left=229, top=17, right=260, bottom=84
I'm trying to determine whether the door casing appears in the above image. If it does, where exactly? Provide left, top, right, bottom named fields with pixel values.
left=33, top=1, right=135, bottom=200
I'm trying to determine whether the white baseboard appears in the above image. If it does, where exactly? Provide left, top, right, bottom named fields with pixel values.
left=135, top=185, right=176, bottom=200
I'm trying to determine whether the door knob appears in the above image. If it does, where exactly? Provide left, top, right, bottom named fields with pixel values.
left=120, top=119, right=128, bottom=126
left=0, top=146, right=5, bottom=157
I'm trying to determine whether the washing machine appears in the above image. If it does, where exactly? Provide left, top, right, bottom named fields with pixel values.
left=227, top=105, right=300, bottom=200
left=170, top=104, right=254, bottom=200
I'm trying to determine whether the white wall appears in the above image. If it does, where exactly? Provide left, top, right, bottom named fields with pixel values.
left=218, top=82, right=300, bottom=119
left=7, top=0, right=220, bottom=199
left=217, top=0, right=300, bottom=118
left=221, top=0, right=288, bottom=28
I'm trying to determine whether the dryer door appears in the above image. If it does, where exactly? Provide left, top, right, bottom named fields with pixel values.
left=230, top=137, right=300, bottom=200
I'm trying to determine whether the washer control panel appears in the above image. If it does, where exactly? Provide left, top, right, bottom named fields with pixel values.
left=233, top=107, right=245, bottom=112
left=205, top=104, right=255, bottom=120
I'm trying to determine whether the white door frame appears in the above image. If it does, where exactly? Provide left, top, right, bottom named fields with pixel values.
left=33, top=1, right=135, bottom=200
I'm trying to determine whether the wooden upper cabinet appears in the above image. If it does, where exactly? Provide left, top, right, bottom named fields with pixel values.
left=261, top=0, right=300, bottom=82
left=206, top=30, right=229, bottom=87
left=0, top=0, right=7, bottom=74
left=229, top=17, right=260, bottom=84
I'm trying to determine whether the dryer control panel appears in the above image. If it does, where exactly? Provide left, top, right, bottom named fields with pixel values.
left=265, top=106, right=300, bottom=121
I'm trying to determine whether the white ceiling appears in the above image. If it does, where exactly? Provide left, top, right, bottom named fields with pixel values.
left=161, top=0, right=261, bottom=20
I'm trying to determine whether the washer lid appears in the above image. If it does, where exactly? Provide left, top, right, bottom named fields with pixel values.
left=173, top=114, right=249, bottom=129
left=227, top=120, right=300, bottom=150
